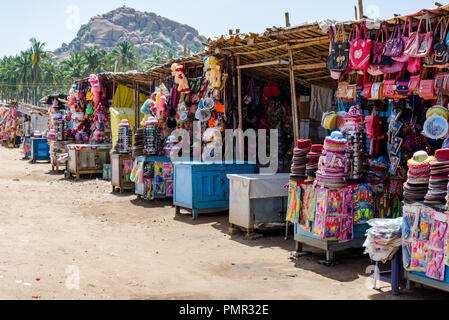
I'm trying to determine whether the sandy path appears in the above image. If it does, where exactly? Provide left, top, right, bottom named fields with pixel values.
left=0, top=147, right=446, bottom=300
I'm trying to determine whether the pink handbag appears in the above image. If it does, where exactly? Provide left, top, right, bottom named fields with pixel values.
left=349, top=21, right=372, bottom=70
left=380, top=60, right=406, bottom=74
left=404, top=13, right=433, bottom=58
left=407, top=57, right=422, bottom=73
left=392, top=17, right=412, bottom=62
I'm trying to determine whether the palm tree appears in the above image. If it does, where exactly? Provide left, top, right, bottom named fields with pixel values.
left=30, top=38, right=47, bottom=104
left=61, top=52, right=87, bottom=80
left=112, top=41, right=137, bottom=71
left=13, top=50, right=33, bottom=103
left=83, top=46, right=107, bottom=73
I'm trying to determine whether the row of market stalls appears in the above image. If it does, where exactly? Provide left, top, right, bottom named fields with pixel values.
left=4, top=4, right=449, bottom=296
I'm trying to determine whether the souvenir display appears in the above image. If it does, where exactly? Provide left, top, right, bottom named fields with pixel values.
left=424, top=149, right=449, bottom=205
left=404, top=151, right=433, bottom=201
left=117, top=119, right=133, bottom=154
left=290, top=139, right=311, bottom=179
left=305, top=145, right=323, bottom=180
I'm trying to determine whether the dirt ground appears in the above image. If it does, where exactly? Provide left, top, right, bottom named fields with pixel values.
left=0, top=148, right=447, bottom=300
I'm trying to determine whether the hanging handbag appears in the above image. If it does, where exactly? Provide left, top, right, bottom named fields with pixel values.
left=404, top=14, right=430, bottom=58
left=369, top=77, right=384, bottom=100
left=336, top=81, right=349, bottom=98
left=327, top=24, right=350, bottom=73
left=363, top=74, right=373, bottom=99
left=434, top=73, right=448, bottom=93
left=384, top=19, right=405, bottom=57
left=263, top=78, right=280, bottom=98
left=419, top=76, right=436, bottom=100
left=371, top=22, right=393, bottom=66
left=407, top=56, right=422, bottom=73
left=396, top=78, right=411, bottom=96
left=383, top=73, right=401, bottom=98
left=393, top=17, right=412, bottom=62
left=380, top=60, right=407, bottom=74
left=433, top=18, right=449, bottom=68
left=417, top=12, right=434, bottom=57
left=408, top=73, right=421, bottom=93
left=349, top=21, right=372, bottom=70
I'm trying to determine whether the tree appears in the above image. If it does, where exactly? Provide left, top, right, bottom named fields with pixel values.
left=30, top=38, right=48, bottom=104
left=61, top=52, right=87, bottom=80
left=112, top=41, right=137, bottom=71
left=83, top=46, right=107, bottom=73
left=13, top=50, right=33, bottom=102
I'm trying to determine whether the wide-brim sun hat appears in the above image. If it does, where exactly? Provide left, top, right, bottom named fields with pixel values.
left=426, top=105, right=449, bottom=120
left=408, top=150, right=434, bottom=166
left=422, top=114, right=448, bottom=140
left=195, top=109, right=211, bottom=122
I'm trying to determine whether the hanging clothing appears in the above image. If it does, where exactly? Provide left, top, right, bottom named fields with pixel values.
left=310, top=85, right=335, bottom=122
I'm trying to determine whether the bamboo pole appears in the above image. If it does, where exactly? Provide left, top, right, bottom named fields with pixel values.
left=237, top=56, right=243, bottom=130
left=288, top=49, right=299, bottom=143
left=358, top=0, right=364, bottom=20
left=133, top=83, right=139, bottom=131
left=286, top=39, right=329, bottom=50
left=237, top=59, right=281, bottom=70
left=292, top=62, right=327, bottom=71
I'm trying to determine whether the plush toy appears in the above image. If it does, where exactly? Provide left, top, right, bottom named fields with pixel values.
left=155, top=92, right=167, bottom=120
left=171, top=63, right=190, bottom=93
left=88, top=74, right=101, bottom=104
left=203, top=56, right=222, bottom=89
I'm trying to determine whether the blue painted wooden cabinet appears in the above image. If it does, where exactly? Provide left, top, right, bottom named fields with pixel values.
left=174, top=162, right=255, bottom=219
left=31, top=138, right=50, bottom=163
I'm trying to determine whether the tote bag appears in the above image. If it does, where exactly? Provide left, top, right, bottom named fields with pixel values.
left=349, top=21, right=372, bottom=70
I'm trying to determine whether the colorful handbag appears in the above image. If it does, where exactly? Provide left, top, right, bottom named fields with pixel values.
left=434, top=73, right=448, bottom=92
left=383, top=73, right=401, bottom=98
left=396, top=78, right=411, bottom=96
left=393, top=17, right=412, bottom=63
left=349, top=21, right=372, bottom=70
left=369, top=79, right=384, bottom=100
left=419, top=79, right=436, bottom=100
left=380, top=60, right=406, bottom=74
left=336, top=81, right=349, bottom=98
left=408, top=73, right=421, bottom=93
left=371, top=22, right=393, bottom=66
left=433, top=18, right=449, bottom=68
left=407, top=56, right=422, bottom=73
left=327, top=24, right=350, bottom=73
left=417, top=13, right=434, bottom=57
left=363, top=74, right=373, bottom=99
left=344, top=83, right=357, bottom=102
left=404, top=14, right=433, bottom=58
left=384, top=19, right=405, bottom=57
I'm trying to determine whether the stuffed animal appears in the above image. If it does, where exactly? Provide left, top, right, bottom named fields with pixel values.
left=88, top=74, right=101, bottom=104
left=203, top=56, right=222, bottom=89
left=171, top=63, right=190, bottom=93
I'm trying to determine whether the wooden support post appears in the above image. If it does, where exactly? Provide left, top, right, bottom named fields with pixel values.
left=358, top=0, right=364, bottom=20
left=237, top=56, right=243, bottom=130
left=285, top=12, right=291, bottom=28
left=355, top=6, right=358, bottom=20
left=112, top=80, right=116, bottom=107
left=288, top=49, right=299, bottom=143
left=133, top=83, right=139, bottom=131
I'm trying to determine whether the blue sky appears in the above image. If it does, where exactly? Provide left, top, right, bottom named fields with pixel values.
left=0, top=0, right=440, bottom=57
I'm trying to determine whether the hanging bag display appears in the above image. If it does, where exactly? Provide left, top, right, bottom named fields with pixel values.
left=419, top=68, right=436, bottom=100
left=433, top=17, right=449, bottom=68
left=363, top=73, right=373, bottom=99
left=404, top=13, right=434, bottom=58
left=393, top=17, right=412, bottom=62
left=369, top=76, right=384, bottom=100
left=263, top=78, right=280, bottom=98
left=417, top=12, right=434, bottom=57
left=434, top=72, right=448, bottom=93
left=336, top=80, right=349, bottom=98
left=371, top=22, right=393, bottom=66
left=349, top=21, right=372, bottom=70
left=383, top=73, right=401, bottom=98
left=408, top=73, right=421, bottom=93
left=366, top=107, right=383, bottom=155
left=344, top=74, right=357, bottom=102
left=327, top=24, right=350, bottom=73
left=384, top=19, right=405, bottom=57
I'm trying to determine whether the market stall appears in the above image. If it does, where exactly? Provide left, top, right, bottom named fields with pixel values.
left=284, top=7, right=449, bottom=268
left=63, top=75, right=113, bottom=179
left=0, top=102, right=19, bottom=148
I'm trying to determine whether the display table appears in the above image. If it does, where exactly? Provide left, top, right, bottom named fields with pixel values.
left=405, top=268, right=449, bottom=292
left=111, top=152, right=134, bottom=193
left=227, top=173, right=290, bottom=239
left=134, top=156, right=173, bottom=200
left=31, top=137, right=50, bottom=163
left=174, top=162, right=256, bottom=219
left=294, top=222, right=370, bottom=266
left=67, top=144, right=112, bottom=179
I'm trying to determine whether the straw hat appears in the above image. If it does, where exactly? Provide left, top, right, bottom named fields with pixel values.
left=426, top=105, right=449, bottom=120
left=195, top=109, right=212, bottom=122
left=422, top=114, right=448, bottom=140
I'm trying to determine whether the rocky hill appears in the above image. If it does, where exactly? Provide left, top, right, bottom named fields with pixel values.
left=54, top=6, right=207, bottom=60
